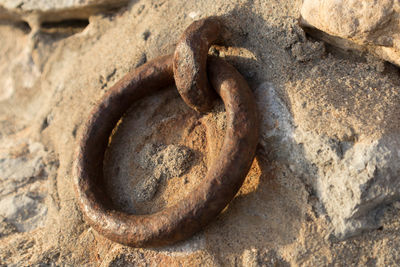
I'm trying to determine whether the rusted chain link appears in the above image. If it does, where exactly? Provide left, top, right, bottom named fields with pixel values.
left=173, top=17, right=221, bottom=112
left=74, top=17, right=259, bottom=247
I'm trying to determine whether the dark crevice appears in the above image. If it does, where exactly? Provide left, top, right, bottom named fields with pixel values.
left=0, top=20, right=31, bottom=34
left=41, top=19, right=89, bottom=29
left=40, top=19, right=89, bottom=34
left=142, top=30, right=151, bottom=41
left=16, top=21, right=31, bottom=33
left=301, top=26, right=367, bottom=63
left=40, top=117, right=49, bottom=132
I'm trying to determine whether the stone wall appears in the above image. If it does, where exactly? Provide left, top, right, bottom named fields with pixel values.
left=1, top=0, right=400, bottom=265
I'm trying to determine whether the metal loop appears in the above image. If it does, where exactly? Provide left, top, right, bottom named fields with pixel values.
left=173, top=17, right=221, bottom=112
left=74, top=19, right=259, bottom=248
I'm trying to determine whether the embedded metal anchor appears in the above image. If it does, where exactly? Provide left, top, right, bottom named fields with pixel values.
left=74, top=17, right=259, bottom=247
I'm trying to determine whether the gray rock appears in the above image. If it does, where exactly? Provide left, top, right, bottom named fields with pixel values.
left=0, top=216, right=17, bottom=237
left=296, top=130, right=400, bottom=238
left=0, top=139, right=57, bottom=235
left=0, top=141, right=46, bottom=197
left=133, top=143, right=194, bottom=202
left=138, top=143, right=193, bottom=180
left=133, top=176, right=159, bottom=203
left=291, top=41, right=325, bottom=62
left=0, top=192, right=47, bottom=232
left=256, top=82, right=400, bottom=238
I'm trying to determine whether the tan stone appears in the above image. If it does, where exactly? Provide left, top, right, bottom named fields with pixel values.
left=1, top=0, right=400, bottom=265
left=301, top=0, right=400, bottom=66
left=0, top=0, right=129, bottom=23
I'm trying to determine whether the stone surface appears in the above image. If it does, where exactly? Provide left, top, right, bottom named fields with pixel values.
left=0, top=0, right=400, bottom=265
left=300, top=0, right=400, bottom=66
left=0, top=137, right=58, bottom=238
left=0, top=140, right=46, bottom=197
left=0, top=0, right=129, bottom=24
left=138, top=143, right=193, bottom=181
left=0, top=192, right=47, bottom=232
left=0, top=216, right=17, bottom=237
left=133, top=143, right=193, bottom=202
left=256, top=82, right=400, bottom=238
left=0, top=0, right=125, bottom=11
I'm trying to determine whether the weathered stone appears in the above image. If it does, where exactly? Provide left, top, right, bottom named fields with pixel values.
left=291, top=40, right=325, bottom=62
left=301, top=0, right=394, bottom=40
left=1, top=0, right=124, bottom=12
left=0, top=0, right=129, bottom=24
left=255, top=82, right=400, bottom=239
left=133, top=176, right=159, bottom=203
left=0, top=138, right=58, bottom=237
left=241, top=248, right=259, bottom=267
left=0, top=192, right=47, bottom=232
left=133, top=144, right=194, bottom=202
left=0, top=216, right=17, bottom=237
left=300, top=0, right=400, bottom=66
left=0, top=140, right=46, bottom=197
left=300, top=0, right=400, bottom=65
left=138, top=143, right=194, bottom=180
left=1, top=0, right=400, bottom=265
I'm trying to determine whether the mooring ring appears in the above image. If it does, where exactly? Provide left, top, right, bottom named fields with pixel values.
left=74, top=54, right=258, bottom=247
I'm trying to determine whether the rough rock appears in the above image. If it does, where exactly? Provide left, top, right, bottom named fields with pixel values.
left=256, top=76, right=400, bottom=238
left=300, top=0, right=400, bottom=66
left=138, top=143, right=193, bottom=180
left=0, top=216, right=17, bottom=237
left=133, top=176, right=159, bottom=203
left=0, top=140, right=47, bottom=197
left=1, top=0, right=400, bottom=265
left=0, top=0, right=129, bottom=24
left=133, top=143, right=193, bottom=202
left=0, top=137, right=58, bottom=238
left=0, top=192, right=47, bottom=232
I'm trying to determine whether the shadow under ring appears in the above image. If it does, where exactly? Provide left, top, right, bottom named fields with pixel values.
left=74, top=54, right=259, bottom=247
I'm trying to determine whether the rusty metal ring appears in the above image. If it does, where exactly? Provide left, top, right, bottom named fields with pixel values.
left=74, top=53, right=259, bottom=247
left=173, top=17, right=221, bottom=112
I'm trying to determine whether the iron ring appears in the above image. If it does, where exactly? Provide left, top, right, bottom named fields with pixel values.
left=74, top=54, right=259, bottom=247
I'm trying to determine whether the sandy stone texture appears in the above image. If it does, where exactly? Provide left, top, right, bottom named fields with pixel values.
left=301, top=0, right=400, bottom=67
left=0, top=0, right=400, bottom=266
left=0, top=0, right=129, bottom=25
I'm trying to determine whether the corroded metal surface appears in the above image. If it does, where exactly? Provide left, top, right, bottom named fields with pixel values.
left=173, top=17, right=221, bottom=112
left=74, top=18, right=259, bottom=247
